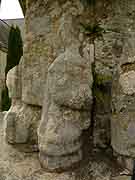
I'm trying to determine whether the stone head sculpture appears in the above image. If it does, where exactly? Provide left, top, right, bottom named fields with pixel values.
left=38, top=44, right=93, bottom=171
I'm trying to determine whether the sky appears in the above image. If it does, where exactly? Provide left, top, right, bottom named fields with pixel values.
left=0, top=0, right=24, bottom=19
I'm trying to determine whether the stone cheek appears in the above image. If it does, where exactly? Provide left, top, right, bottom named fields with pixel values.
left=38, top=46, right=93, bottom=171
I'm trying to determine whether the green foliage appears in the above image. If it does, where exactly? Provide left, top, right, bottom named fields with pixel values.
left=5, top=25, right=23, bottom=76
left=80, top=22, right=106, bottom=39
left=1, top=87, right=11, bottom=111
left=92, top=63, right=112, bottom=104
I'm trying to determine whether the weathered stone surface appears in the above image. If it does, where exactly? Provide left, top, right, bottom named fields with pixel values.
left=93, top=0, right=135, bottom=149
left=22, top=1, right=60, bottom=106
left=22, top=0, right=86, bottom=106
left=39, top=104, right=82, bottom=156
left=114, top=154, right=133, bottom=172
left=92, top=66, right=112, bottom=148
left=6, top=65, right=22, bottom=99
left=5, top=63, right=41, bottom=147
left=93, top=22, right=118, bottom=148
left=3, top=0, right=135, bottom=178
left=5, top=101, right=41, bottom=145
left=111, top=62, right=135, bottom=157
left=119, top=71, right=135, bottom=95
left=47, top=45, right=93, bottom=110
left=38, top=44, right=93, bottom=170
left=111, top=176, right=131, bottom=180
left=26, top=0, right=95, bottom=170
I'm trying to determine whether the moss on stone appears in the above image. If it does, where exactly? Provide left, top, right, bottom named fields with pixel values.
left=94, top=74, right=112, bottom=86
left=94, top=88, right=104, bottom=103
left=92, top=69, right=112, bottom=104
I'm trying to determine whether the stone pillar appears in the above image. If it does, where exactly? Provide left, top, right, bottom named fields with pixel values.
left=31, top=0, right=94, bottom=171
left=38, top=44, right=93, bottom=171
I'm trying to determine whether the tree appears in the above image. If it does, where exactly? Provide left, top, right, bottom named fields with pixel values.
left=2, top=25, right=23, bottom=111
left=5, top=25, right=23, bottom=75
left=1, top=86, right=11, bottom=111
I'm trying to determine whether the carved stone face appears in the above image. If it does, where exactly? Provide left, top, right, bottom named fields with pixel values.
left=38, top=45, right=93, bottom=171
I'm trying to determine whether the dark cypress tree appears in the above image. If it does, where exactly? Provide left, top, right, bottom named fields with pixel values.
left=2, top=25, right=23, bottom=111
left=1, top=87, right=11, bottom=111
left=5, top=25, right=23, bottom=76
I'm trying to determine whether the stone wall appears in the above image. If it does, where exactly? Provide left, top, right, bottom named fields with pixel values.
left=2, top=0, right=135, bottom=179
